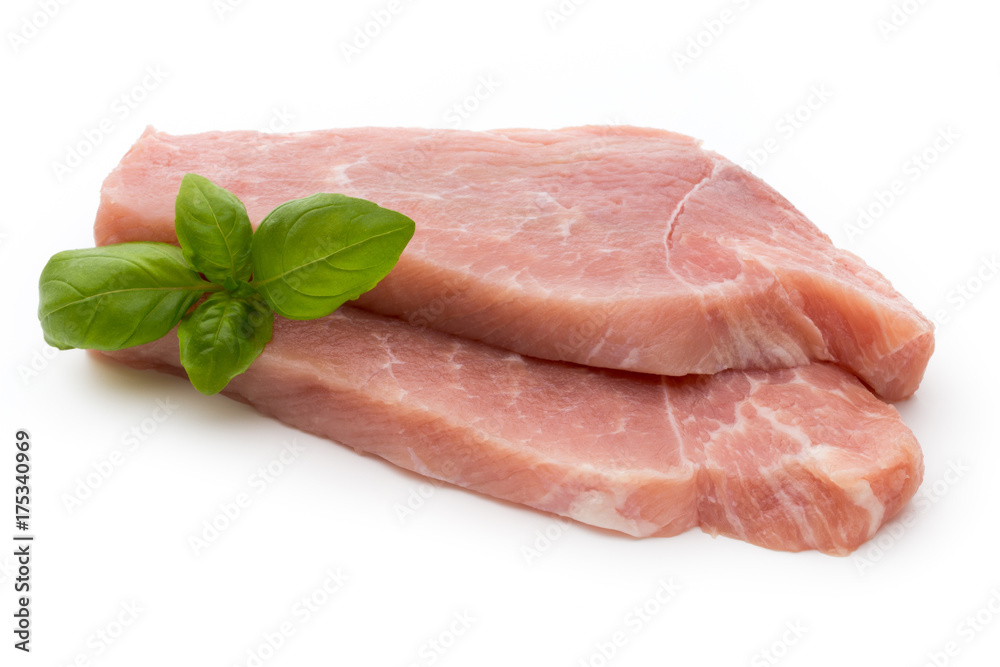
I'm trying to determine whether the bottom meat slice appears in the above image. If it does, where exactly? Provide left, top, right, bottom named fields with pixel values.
left=97, top=307, right=922, bottom=555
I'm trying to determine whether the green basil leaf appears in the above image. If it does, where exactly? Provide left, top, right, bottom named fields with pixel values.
left=39, top=243, right=215, bottom=350
left=251, top=193, right=415, bottom=319
left=175, top=173, right=253, bottom=285
left=178, top=291, right=274, bottom=395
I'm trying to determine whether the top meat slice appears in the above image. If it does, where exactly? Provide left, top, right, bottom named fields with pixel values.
left=94, top=126, right=934, bottom=400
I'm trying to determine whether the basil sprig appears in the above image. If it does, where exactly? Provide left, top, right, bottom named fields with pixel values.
left=38, top=174, right=415, bottom=395
left=174, top=173, right=254, bottom=285
left=252, top=193, right=416, bottom=319
left=39, top=243, right=216, bottom=351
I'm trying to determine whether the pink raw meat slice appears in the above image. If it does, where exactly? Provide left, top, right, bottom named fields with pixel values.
left=94, top=126, right=933, bottom=401
left=96, top=308, right=922, bottom=555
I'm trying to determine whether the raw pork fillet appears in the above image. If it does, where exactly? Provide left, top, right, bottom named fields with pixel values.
left=97, top=308, right=922, bottom=555
left=95, top=126, right=934, bottom=400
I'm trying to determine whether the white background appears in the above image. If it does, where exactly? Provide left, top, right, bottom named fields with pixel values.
left=3, top=0, right=999, bottom=665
